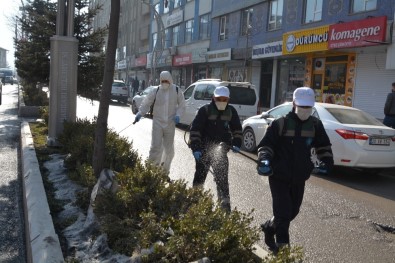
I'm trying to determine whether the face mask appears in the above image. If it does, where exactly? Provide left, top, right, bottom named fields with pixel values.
left=215, top=101, right=227, bottom=111
left=161, top=83, right=170, bottom=89
left=295, top=106, right=312, bottom=121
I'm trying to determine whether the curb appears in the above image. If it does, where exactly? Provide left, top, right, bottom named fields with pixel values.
left=20, top=121, right=64, bottom=263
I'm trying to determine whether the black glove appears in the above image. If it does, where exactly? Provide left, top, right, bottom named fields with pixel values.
left=257, top=160, right=273, bottom=176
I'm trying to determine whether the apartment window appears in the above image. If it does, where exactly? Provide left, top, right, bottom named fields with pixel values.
left=172, top=25, right=180, bottom=46
left=241, top=8, right=253, bottom=36
left=165, top=29, right=171, bottom=48
left=268, top=0, right=283, bottom=31
left=304, top=0, right=322, bottom=23
left=352, top=0, right=377, bottom=13
left=199, top=13, right=211, bottom=39
left=152, top=32, right=158, bottom=49
left=219, top=15, right=229, bottom=41
left=174, top=0, right=181, bottom=8
left=164, top=3, right=169, bottom=14
left=185, top=19, right=194, bottom=43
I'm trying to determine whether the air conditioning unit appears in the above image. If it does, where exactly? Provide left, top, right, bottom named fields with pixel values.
left=169, top=46, right=177, bottom=55
left=314, top=58, right=325, bottom=70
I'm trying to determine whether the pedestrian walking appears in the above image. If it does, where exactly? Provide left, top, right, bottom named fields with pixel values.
left=189, top=86, right=242, bottom=212
left=134, top=71, right=185, bottom=172
left=256, top=87, right=334, bottom=253
left=383, top=82, right=395, bottom=129
left=132, top=77, right=139, bottom=97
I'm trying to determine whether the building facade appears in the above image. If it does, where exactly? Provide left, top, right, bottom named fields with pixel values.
left=90, top=0, right=395, bottom=119
left=210, top=0, right=395, bottom=118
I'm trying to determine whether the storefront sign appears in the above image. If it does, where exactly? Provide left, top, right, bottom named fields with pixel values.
left=166, top=9, right=183, bottom=27
left=146, top=51, right=172, bottom=69
left=328, top=16, right=387, bottom=49
left=283, top=26, right=329, bottom=55
left=135, top=56, right=147, bottom=67
left=192, top=48, right=207, bottom=63
left=173, top=53, right=192, bottom=66
left=252, top=41, right=283, bottom=59
left=207, top=48, right=231, bottom=62
left=118, top=60, right=127, bottom=70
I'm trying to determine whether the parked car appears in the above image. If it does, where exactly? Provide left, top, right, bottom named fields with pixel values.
left=179, top=79, right=258, bottom=126
left=111, top=80, right=128, bottom=104
left=0, top=78, right=2, bottom=105
left=130, top=85, right=157, bottom=114
left=242, top=102, right=395, bottom=169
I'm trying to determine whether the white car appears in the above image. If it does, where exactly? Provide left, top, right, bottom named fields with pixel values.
left=180, top=79, right=258, bottom=126
left=130, top=85, right=157, bottom=114
left=111, top=80, right=128, bottom=104
left=242, top=102, right=395, bottom=169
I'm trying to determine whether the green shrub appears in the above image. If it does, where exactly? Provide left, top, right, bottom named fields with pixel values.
left=58, top=119, right=139, bottom=173
left=39, top=106, right=49, bottom=125
left=22, top=83, right=49, bottom=106
left=94, top=163, right=260, bottom=262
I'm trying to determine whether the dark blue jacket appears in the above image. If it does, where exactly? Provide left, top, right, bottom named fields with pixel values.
left=189, top=101, right=242, bottom=152
left=257, top=110, right=334, bottom=183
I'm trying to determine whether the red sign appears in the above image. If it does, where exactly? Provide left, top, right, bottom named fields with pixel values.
left=135, top=56, right=147, bottom=67
left=172, top=54, right=192, bottom=66
left=328, top=16, right=387, bottom=49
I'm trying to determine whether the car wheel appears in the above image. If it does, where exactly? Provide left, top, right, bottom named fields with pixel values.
left=243, top=127, right=256, bottom=152
left=132, top=101, right=138, bottom=114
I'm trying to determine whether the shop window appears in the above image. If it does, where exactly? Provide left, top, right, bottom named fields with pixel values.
left=352, top=0, right=377, bottom=13
left=304, top=0, right=322, bottom=23
left=276, top=58, right=305, bottom=105
left=268, top=0, right=283, bottom=31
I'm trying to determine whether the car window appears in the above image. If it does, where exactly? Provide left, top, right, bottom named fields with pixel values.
left=326, top=108, right=385, bottom=126
left=184, top=85, right=194, bottom=100
left=204, top=85, right=216, bottom=99
left=194, top=84, right=207, bottom=100
left=269, top=104, right=293, bottom=118
left=228, top=86, right=257, bottom=105
left=112, top=82, right=125, bottom=87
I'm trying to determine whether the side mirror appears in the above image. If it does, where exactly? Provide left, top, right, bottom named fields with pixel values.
left=260, top=112, right=270, bottom=119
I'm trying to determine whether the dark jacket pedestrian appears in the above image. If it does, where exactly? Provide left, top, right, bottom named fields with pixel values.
left=257, top=87, right=334, bottom=253
left=189, top=86, right=242, bottom=212
left=132, top=77, right=139, bottom=97
left=383, top=82, right=395, bottom=129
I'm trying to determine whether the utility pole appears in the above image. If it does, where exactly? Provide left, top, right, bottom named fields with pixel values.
left=47, top=0, right=79, bottom=146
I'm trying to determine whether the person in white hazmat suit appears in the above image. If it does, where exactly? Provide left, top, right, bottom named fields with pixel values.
left=134, top=71, right=186, bottom=171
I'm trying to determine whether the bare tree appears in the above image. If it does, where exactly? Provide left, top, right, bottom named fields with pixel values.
left=92, top=0, right=120, bottom=177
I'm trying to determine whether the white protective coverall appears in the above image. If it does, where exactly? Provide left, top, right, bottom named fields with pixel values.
left=137, top=71, right=186, bottom=171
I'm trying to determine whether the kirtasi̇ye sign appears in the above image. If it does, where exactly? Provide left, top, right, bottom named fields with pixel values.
left=283, top=25, right=329, bottom=55
left=328, top=16, right=387, bottom=49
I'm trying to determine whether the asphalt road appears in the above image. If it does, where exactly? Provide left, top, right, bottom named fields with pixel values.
left=0, top=84, right=26, bottom=262
left=77, top=97, right=395, bottom=263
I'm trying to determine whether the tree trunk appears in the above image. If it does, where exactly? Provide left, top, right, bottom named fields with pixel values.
left=92, top=0, right=120, bottom=177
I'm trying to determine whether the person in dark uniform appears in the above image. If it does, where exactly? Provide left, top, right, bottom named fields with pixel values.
left=256, top=87, right=334, bottom=253
left=189, top=86, right=243, bottom=212
left=383, top=82, right=395, bottom=128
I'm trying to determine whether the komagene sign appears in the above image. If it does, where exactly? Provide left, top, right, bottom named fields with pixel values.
left=328, top=16, right=387, bottom=49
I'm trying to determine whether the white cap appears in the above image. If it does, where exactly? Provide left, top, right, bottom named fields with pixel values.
left=293, top=87, right=315, bottom=107
left=214, top=86, right=230, bottom=98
